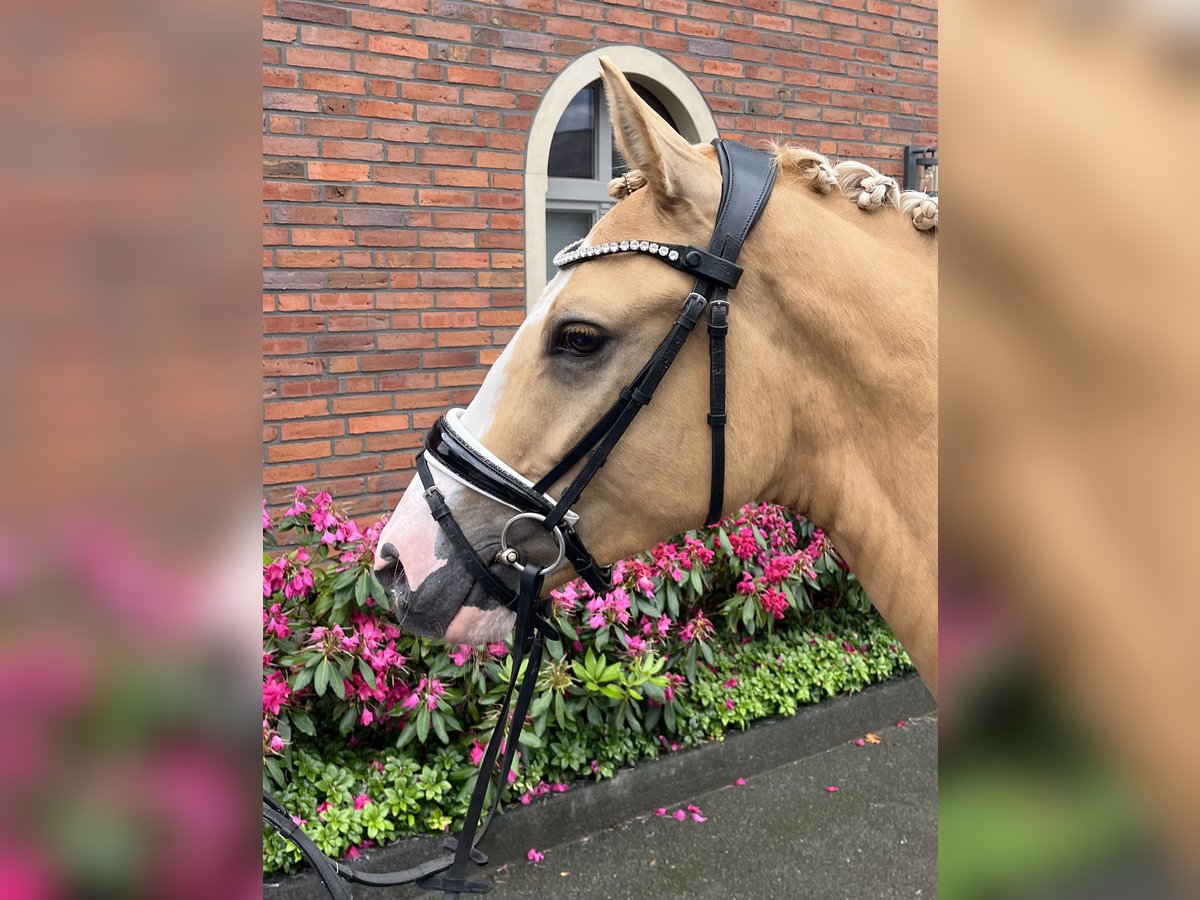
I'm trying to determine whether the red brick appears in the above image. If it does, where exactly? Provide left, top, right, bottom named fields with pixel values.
left=422, top=350, right=477, bottom=368
left=263, top=357, right=325, bottom=376
left=368, top=35, right=429, bottom=58
left=479, top=309, right=524, bottom=327
left=321, top=457, right=383, bottom=477
left=401, top=83, right=460, bottom=104
left=348, top=414, right=411, bottom=434
left=333, top=395, right=392, bottom=413
left=265, top=399, right=330, bottom=420
left=355, top=99, right=415, bottom=120
left=360, top=353, right=420, bottom=372
left=303, top=72, right=366, bottom=93
left=281, top=419, right=345, bottom=439
left=447, top=65, right=501, bottom=86
left=434, top=251, right=488, bottom=268
left=264, top=462, right=318, bottom=485
left=267, top=440, right=331, bottom=462
left=350, top=9, right=413, bottom=32
left=299, top=25, right=364, bottom=49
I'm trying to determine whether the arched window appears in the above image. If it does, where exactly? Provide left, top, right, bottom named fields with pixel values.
left=524, top=47, right=718, bottom=306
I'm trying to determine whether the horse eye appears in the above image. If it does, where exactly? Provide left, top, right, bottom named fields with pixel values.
left=557, top=326, right=606, bottom=357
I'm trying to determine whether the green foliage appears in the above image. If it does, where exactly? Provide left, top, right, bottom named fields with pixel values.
left=262, top=490, right=911, bottom=876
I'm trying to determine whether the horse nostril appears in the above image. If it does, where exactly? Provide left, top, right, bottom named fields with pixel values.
left=375, top=543, right=405, bottom=589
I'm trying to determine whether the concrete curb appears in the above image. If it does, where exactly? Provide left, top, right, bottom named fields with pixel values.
left=265, top=673, right=935, bottom=899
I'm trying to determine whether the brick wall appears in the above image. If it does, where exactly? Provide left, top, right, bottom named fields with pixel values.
left=262, top=0, right=938, bottom=518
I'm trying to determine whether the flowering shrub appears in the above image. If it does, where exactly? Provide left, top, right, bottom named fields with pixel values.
left=263, top=487, right=907, bottom=876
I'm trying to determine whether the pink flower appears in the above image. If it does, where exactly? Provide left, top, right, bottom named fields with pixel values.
left=469, top=739, right=485, bottom=767
left=825, top=786, right=839, bottom=793
left=353, top=793, right=371, bottom=810
left=729, top=527, right=757, bottom=560
left=760, top=587, right=788, bottom=620
left=345, top=846, right=361, bottom=860
left=262, top=499, right=273, bottom=531
left=360, top=708, right=374, bottom=727
left=486, top=641, right=508, bottom=658
left=315, top=801, right=332, bottom=815
left=724, top=699, right=735, bottom=710
left=550, top=783, right=569, bottom=793
left=268, top=734, right=285, bottom=754
left=262, top=671, right=290, bottom=717
left=897, top=720, right=906, bottom=727
left=526, top=849, right=544, bottom=863
left=722, top=678, right=738, bottom=689
left=290, top=814, right=306, bottom=826
left=263, top=603, right=290, bottom=639
left=672, top=809, right=686, bottom=821
left=449, top=644, right=472, bottom=667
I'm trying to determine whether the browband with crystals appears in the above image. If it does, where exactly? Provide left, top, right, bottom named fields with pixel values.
left=553, top=238, right=744, bottom=290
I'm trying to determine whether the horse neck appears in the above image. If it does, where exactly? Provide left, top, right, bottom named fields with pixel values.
left=745, top=189, right=939, bottom=696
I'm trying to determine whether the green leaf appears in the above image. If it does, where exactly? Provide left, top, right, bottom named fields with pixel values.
left=292, top=665, right=315, bottom=693
left=432, top=713, right=449, bottom=745
left=290, top=708, right=316, bottom=736
left=264, top=757, right=286, bottom=788
left=358, top=658, right=377, bottom=690
left=330, top=667, right=346, bottom=700
left=355, top=572, right=369, bottom=607
left=314, top=659, right=331, bottom=696
left=715, top=528, right=734, bottom=556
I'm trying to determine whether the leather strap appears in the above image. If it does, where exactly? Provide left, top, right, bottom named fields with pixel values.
left=699, top=140, right=777, bottom=526
left=417, top=454, right=518, bottom=610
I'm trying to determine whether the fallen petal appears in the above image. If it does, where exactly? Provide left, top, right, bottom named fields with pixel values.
left=692, top=813, right=708, bottom=823
left=673, top=809, right=686, bottom=820
left=734, top=778, right=746, bottom=786
left=854, top=739, right=866, bottom=746
left=654, top=808, right=666, bottom=817
left=526, top=849, right=544, bottom=863
left=825, top=786, right=839, bottom=793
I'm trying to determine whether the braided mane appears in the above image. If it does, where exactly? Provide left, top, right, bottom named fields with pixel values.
left=608, top=144, right=937, bottom=234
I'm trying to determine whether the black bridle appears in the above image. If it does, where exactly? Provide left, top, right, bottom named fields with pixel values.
left=264, top=139, right=777, bottom=899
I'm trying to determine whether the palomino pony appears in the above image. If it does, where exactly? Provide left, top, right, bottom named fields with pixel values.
left=374, top=59, right=939, bottom=699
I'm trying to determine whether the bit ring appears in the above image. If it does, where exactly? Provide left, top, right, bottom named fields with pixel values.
left=498, top=513, right=566, bottom=576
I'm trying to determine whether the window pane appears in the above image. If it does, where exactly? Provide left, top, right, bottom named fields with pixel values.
left=548, top=87, right=594, bottom=179
left=546, top=210, right=593, bottom=282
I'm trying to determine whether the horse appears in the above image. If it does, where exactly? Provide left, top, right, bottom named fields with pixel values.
left=373, top=58, right=939, bottom=700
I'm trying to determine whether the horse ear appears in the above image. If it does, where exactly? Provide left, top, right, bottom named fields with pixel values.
left=599, top=57, right=711, bottom=203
